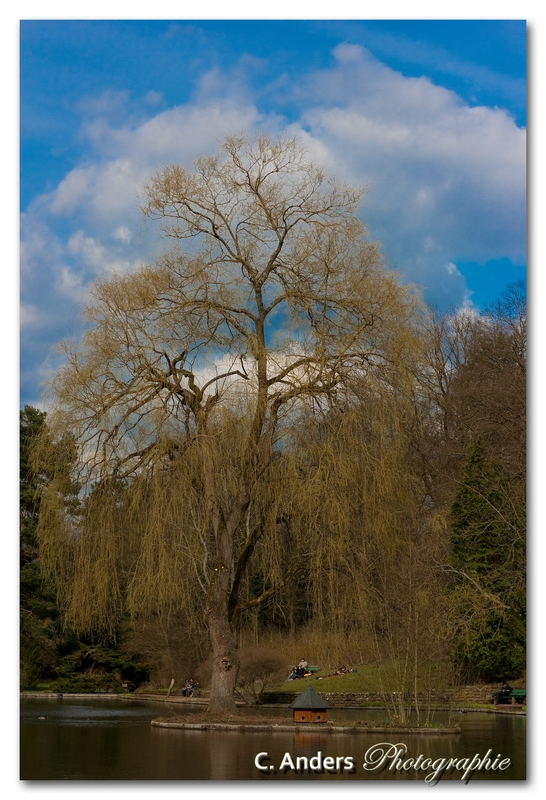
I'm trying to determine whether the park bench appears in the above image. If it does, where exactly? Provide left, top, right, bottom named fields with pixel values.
left=287, top=665, right=319, bottom=676
left=493, top=689, right=526, bottom=705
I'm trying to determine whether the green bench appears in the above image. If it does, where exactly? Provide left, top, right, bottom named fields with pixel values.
left=493, top=689, right=526, bottom=705
left=287, top=665, right=319, bottom=675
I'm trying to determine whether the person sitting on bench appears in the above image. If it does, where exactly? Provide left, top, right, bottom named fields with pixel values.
left=493, top=682, right=513, bottom=703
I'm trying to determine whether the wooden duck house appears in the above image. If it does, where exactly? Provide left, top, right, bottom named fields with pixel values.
left=290, top=686, right=331, bottom=723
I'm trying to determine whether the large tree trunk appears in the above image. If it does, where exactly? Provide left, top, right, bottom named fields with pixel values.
left=205, top=503, right=247, bottom=715
left=206, top=581, right=240, bottom=715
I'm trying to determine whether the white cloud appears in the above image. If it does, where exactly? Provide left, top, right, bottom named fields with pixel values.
left=20, top=46, right=525, bottom=403
left=66, top=231, right=139, bottom=280
left=286, top=45, right=524, bottom=304
left=333, top=43, right=366, bottom=64
left=49, top=167, right=94, bottom=216
left=113, top=226, right=132, bottom=244
left=344, top=26, right=525, bottom=114
left=57, top=265, right=84, bottom=300
left=20, top=304, right=40, bottom=327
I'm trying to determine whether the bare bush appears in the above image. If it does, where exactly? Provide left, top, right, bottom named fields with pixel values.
left=235, top=646, right=289, bottom=704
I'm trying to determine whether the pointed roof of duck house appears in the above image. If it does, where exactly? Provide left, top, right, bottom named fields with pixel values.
left=289, top=686, right=331, bottom=710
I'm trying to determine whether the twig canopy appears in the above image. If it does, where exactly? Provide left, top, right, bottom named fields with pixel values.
left=37, top=132, right=424, bottom=713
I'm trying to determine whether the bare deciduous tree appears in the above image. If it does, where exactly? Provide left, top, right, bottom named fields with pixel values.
left=38, top=133, right=422, bottom=713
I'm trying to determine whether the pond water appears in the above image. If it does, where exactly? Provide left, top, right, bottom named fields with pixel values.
left=20, top=697, right=526, bottom=781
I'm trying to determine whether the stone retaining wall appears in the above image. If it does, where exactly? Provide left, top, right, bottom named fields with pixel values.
left=450, top=684, right=508, bottom=704
left=260, top=684, right=506, bottom=707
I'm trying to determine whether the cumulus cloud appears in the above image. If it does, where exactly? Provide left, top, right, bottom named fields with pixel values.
left=293, top=44, right=525, bottom=293
left=339, top=26, right=526, bottom=116
left=20, top=44, right=525, bottom=404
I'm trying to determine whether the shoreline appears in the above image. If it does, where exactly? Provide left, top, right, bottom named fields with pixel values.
left=150, top=718, right=462, bottom=734
left=20, top=691, right=525, bottom=716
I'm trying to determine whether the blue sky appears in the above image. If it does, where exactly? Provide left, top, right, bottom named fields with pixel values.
left=20, top=16, right=527, bottom=408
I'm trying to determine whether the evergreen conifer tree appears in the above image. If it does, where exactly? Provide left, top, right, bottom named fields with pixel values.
left=450, top=439, right=525, bottom=681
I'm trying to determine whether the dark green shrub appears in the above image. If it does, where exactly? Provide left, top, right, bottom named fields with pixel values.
left=52, top=644, right=149, bottom=693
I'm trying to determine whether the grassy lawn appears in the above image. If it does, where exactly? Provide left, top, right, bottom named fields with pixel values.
left=274, top=663, right=453, bottom=694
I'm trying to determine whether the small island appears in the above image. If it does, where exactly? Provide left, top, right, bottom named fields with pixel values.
left=151, top=713, right=461, bottom=735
